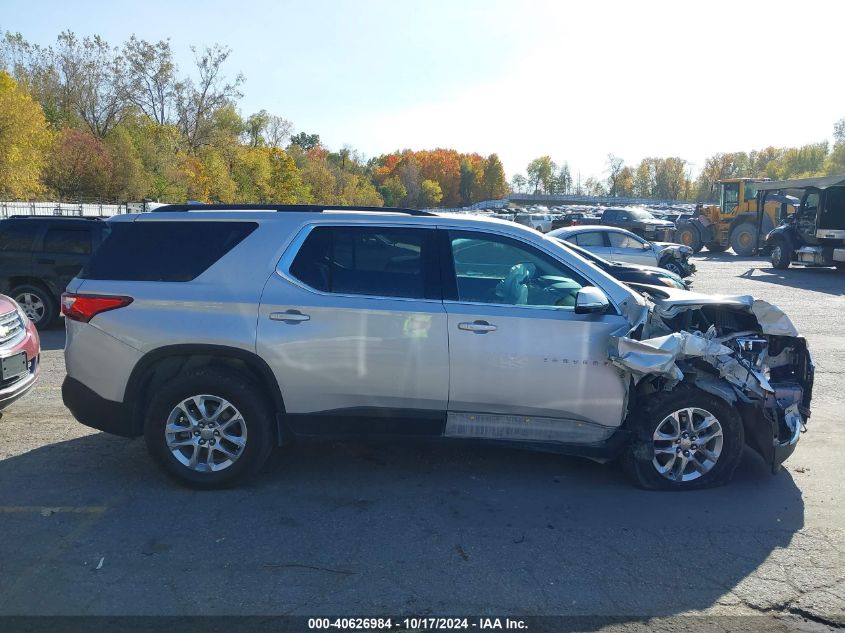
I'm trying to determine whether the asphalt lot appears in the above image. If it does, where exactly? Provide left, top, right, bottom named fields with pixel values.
left=0, top=252, right=843, bottom=631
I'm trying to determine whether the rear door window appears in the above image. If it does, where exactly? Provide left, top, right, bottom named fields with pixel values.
left=81, top=221, right=257, bottom=281
left=43, top=228, right=92, bottom=255
left=0, top=223, right=39, bottom=252
left=607, top=232, right=644, bottom=249
left=289, top=225, right=438, bottom=299
left=573, top=231, right=606, bottom=247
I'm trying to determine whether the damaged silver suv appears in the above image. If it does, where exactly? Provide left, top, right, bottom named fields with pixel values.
left=61, top=205, right=814, bottom=490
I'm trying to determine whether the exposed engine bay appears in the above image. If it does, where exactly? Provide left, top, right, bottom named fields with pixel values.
left=610, top=285, right=815, bottom=472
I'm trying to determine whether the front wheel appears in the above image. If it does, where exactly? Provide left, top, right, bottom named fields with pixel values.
left=771, top=241, right=791, bottom=270
left=622, top=387, right=744, bottom=490
left=662, top=260, right=684, bottom=276
left=676, top=223, right=703, bottom=253
left=144, top=368, right=274, bottom=488
left=730, top=223, right=757, bottom=256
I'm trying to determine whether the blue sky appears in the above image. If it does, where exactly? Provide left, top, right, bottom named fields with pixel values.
left=4, top=0, right=844, bottom=181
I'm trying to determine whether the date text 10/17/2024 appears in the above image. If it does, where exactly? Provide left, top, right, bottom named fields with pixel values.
left=308, top=618, right=529, bottom=630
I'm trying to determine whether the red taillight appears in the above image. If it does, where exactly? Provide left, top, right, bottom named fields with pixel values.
left=61, top=293, right=133, bottom=323
left=571, top=219, right=580, bottom=225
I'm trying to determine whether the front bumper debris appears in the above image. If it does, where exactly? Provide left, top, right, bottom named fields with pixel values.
left=609, top=291, right=812, bottom=473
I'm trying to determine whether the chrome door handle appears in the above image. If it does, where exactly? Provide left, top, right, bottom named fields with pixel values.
left=458, top=320, right=497, bottom=333
left=270, top=310, right=310, bottom=323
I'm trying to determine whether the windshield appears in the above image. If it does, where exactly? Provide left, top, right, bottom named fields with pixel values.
left=629, top=209, right=655, bottom=220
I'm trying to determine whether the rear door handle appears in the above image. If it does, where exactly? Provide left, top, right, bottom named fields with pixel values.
left=270, top=310, right=310, bottom=323
left=458, top=320, right=497, bottom=333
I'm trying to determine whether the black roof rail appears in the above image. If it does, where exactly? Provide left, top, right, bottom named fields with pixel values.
left=4, top=214, right=104, bottom=220
left=151, top=203, right=435, bottom=216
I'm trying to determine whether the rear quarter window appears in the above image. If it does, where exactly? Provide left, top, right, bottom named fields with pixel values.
left=80, top=221, right=257, bottom=281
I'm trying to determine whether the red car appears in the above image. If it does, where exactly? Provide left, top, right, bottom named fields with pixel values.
left=0, top=293, right=40, bottom=413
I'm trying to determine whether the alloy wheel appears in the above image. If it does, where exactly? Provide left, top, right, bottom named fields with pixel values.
left=15, top=292, right=45, bottom=322
left=164, top=394, right=248, bottom=473
left=652, top=407, right=723, bottom=482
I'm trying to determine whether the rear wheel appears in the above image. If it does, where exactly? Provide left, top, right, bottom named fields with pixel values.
left=771, top=240, right=791, bottom=270
left=676, top=223, right=703, bottom=253
left=144, top=368, right=274, bottom=488
left=705, top=242, right=728, bottom=253
left=623, top=387, right=744, bottom=490
left=730, top=223, right=757, bottom=256
left=12, top=284, right=57, bottom=330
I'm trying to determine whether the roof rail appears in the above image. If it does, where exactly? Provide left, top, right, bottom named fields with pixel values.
left=5, top=215, right=105, bottom=220
left=151, top=203, right=435, bottom=216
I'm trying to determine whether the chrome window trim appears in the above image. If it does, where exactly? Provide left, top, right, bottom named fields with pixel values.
left=276, top=219, right=627, bottom=314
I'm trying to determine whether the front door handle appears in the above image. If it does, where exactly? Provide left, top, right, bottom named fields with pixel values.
left=458, top=320, right=497, bottom=333
left=270, top=310, right=310, bottom=323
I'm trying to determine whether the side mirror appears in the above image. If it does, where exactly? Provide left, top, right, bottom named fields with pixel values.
left=642, top=241, right=652, bottom=249
left=574, top=286, right=610, bottom=314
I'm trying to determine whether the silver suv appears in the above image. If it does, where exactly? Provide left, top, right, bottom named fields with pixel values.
left=61, top=204, right=814, bottom=489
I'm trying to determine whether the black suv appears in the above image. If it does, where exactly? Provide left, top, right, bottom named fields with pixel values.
left=0, top=217, right=110, bottom=328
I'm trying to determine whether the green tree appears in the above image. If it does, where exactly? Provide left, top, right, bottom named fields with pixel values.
left=378, top=175, right=407, bottom=206
left=418, top=179, right=442, bottom=207
left=0, top=71, right=51, bottom=198
left=289, top=131, right=321, bottom=150
left=482, top=153, right=508, bottom=199
left=526, top=156, right=556, bottom=194
left=606, top=154, right=624, bottom=197
left=105, top=125, right=148, bottom=200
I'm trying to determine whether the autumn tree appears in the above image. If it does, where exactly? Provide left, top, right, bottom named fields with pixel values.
left=44, top=128, right=112, bottom=199
left=0, top=71, right=51, bottom=198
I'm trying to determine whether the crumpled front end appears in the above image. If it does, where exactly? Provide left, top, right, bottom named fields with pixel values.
left=609, top=289, right=814, bottom=472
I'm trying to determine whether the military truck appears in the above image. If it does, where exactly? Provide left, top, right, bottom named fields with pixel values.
left=757, top=174, right=845, bottom=270
left=677, top=178, right=797, bottom=256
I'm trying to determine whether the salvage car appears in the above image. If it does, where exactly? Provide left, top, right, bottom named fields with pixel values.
left=548, top=226, right=696, bottom=277
left=61, top=205, right=811, bottom=490
left=553, top=239, right=691, bottom=290
left=0, top=293, right=40, bottom=413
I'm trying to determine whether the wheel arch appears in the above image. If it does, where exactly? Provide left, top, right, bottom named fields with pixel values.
left=8, top=276, right=60, bottom=299
left=125, top=344, right=287, bottom=441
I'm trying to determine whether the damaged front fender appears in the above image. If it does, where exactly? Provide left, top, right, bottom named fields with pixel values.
left=609, top=286, right=813, bottom=473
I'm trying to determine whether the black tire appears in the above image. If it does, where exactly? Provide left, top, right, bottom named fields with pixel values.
left=144, top=368, right=274, bottom=489
left=770, top=240, right=791, bottom=270
left=730, top=222, right=757, bottom=257
left=705, top=242, right=728, bottom=253
left=676, top=223, right=703, bottom=253
left=12, top=284, right=57, bottom=330
left=622, top=386, right=744, bottom=491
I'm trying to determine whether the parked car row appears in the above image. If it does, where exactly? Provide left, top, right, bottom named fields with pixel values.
left=549, top=226, right=696, bottom=278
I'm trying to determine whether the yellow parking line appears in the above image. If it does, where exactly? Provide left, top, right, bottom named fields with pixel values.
left=0, top=506, right=106, bottom=514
